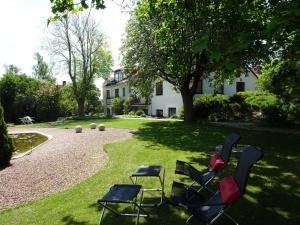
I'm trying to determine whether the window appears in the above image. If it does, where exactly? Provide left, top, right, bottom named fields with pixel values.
left=168, top=108, right=176, bottom=117
left=115, top=89, right=119, bottom=97
left=196, top=80, right=203, bottom=94
left=156, top=81, right=163, bottom=96
left=123, top=87, right=125, bottom=96
left=156, top=109, right=163, bottom=117
left=214, top=84, right=224, bottom=94
left=114, top=70, right=124, bottom=81
left=236, top=82, right=245, bottom=93
left=106, top=90, right=110, bottom=99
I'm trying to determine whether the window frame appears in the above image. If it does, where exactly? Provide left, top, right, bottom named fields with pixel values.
left=106, top=90, right=110, bottom=99
left=155, top=81, right=163, bottom=96
left=236, top=82, right=245, bottom=93
left=115, top=88, right=119, bottom=97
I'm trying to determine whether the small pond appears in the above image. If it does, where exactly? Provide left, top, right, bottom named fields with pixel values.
left=10, top=133, right=48, bottom=155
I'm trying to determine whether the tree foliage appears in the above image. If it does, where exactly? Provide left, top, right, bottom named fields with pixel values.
left=122, top=0, right=270, bottom=122
left=47, top=12, right=112, bottom=116
left=32, top=52, right=54, bottom=82
left=3, top=64, right=22, bottom=75
left=0, top=74, right=63, bottom=122
left=0, top=102, right=14, bottom=168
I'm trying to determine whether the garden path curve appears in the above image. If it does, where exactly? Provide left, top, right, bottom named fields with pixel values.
left=0, top=127, right=133, bottom=210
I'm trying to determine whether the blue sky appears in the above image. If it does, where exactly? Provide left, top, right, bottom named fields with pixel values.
left=0, top=0, right=129, bottom=82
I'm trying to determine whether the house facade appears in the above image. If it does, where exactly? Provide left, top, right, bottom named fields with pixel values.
left=103, top=69, right=258, bottom=117
left=102, top=69, right=148, bottom=115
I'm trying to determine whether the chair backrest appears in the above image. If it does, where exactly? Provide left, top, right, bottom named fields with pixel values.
left=234, top=146, right=264, bottom=195
left=220, top=133, right=241, bottom=165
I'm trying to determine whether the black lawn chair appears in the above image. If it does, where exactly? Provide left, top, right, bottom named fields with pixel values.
left=175, top=133, right=240, bottom=191
left=97, top=184, right=149, bottom=225
left=169, top=146, right=263, bottom=225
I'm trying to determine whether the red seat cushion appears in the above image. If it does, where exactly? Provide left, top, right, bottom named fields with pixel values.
left=209, top=154, right=225, bottom=172
left=219, top=176, right=241, bottom=205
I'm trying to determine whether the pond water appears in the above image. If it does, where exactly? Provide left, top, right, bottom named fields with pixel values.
left=10, top=133, right=48, bottom=154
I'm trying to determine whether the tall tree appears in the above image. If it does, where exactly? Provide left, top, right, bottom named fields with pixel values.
left=32, top=52, right=53, bottom=81
left=47, top=13, right=112, bottom=116
left=122, top=0, right=270, bottom=122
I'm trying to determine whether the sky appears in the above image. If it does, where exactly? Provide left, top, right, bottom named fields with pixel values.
left=0, top=0, right=129, bottom=86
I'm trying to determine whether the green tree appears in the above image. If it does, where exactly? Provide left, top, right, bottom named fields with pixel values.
left=32, top=52, right=54, bottom=82
left=0, top=102, right=14, bottom=168
left=50, top=0, right=105, bottom=19
left=59, top=84, right=78, bottom=116
left=122, top=0, right=269, bottom=122
left=47, top=13, right=112, bottom=116
left=85, top=84, right=103, bottom=114
left=0, top=74, right=41, bottom=122
left=258, top=0, right=300, bottom=124
left=3, top=64, right=22, bottom=75
left=35, top=83, right=61, bottom=121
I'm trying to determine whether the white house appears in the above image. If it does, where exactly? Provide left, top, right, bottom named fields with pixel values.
left=103, top=68, right=258, bottom=117
left=102, top=68, right=148, bottom=115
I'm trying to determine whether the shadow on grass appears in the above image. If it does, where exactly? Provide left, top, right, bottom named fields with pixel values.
left=62, top=215, right=91, bottom=225
left=135, top=121, right=300, bottom=225
left=86, top=201, right=187, bottom=225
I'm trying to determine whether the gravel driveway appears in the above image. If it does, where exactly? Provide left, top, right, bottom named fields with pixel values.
left=0, top=127, right=133, bottom=210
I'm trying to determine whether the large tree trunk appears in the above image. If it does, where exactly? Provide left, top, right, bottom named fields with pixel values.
left=181, top=90, right=194, bottom=123
left=77, top=98, right=85, bottom=117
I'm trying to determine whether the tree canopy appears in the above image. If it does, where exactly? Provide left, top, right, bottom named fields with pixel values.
left=32, top=52, right=54, bottom=82
left=47, top=12, right=112, bottom=116
left=122, top=0, right=270, bottom=122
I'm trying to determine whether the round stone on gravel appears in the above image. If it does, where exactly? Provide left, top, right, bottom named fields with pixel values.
left=99, top=124, right=105, bottom=131
left=90, top=123, right=96, bottom=129
left=75, top=126, right=82, bottom=133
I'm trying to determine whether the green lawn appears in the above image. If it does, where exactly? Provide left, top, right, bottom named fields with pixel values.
left=1, top=118, right=300, bottom=225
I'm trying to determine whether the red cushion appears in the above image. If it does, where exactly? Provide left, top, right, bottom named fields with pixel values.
left=209, top=154, right=225, bottom=172
left=219, top=176, right=241, bottom=205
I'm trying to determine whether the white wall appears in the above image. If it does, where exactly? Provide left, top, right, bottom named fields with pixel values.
left=149, top=81, right=183, bottom=117
left=149, top=71, right=257, bottom=117
left=224, top=72, right=257, bottom=96
left=103, top=71, right=258, bottom=117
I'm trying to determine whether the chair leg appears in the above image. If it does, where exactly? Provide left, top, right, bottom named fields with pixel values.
left=224, top=212, right=239, bottom=225
left=185, top=215, right=194, bottom=224
left=98, top=203, right=106, bottom=225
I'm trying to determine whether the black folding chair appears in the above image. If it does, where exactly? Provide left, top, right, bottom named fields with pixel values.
left=169, top=146, right=264, bottom=225
left=97, top=184, right=149, bottom=225
left=175, top=133, right=240, bottom=191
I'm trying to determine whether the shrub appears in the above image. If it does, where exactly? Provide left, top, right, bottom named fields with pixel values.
left=194, top=94, right=230, bottom=119
left=111, top=97, right=124, bottom=115
left=123, top=97, right=133, bottom=114
left=0, top=103, right=14, bottom=168
left=170, top=114, right=179, bottom=119
left=128, top=111, right=135, bottom=116
left=135, top=109, right=145, bottom=116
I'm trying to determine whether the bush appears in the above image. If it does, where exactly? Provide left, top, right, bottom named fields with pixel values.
left=123, top=97, right=133, bottom=114
left=135, top=109, right=145, bottom=116
left=128, top=111, right=135, bottom=116
left=194, top=94, right=230, bottom=119
left=111, top=97, right=124, bottom=115
left=0, top=103, right=14, bottom=168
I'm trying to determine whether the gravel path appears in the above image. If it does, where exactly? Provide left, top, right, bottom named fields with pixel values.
left=0, top=128, right=133, bottom=210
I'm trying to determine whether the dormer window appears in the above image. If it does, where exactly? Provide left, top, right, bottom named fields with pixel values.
left=114, top=70, right=124, bottom=81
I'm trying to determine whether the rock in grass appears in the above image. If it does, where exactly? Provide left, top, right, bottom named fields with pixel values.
left=98, top=124, right=105, bottom=131
left=75, top=126, right=82, bottom=133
